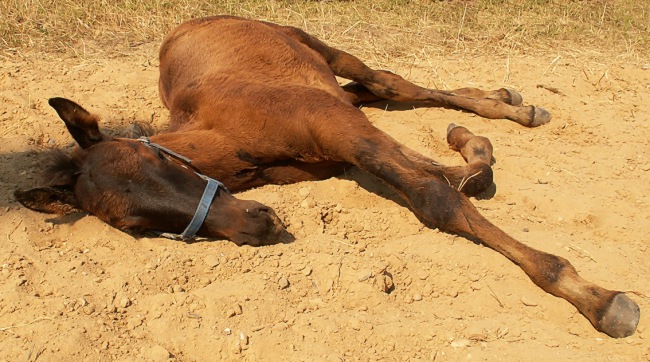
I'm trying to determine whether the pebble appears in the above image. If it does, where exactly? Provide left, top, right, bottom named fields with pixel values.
left=358, top=271, right=373, bottom=282
left=239, top=331, right=249, bottom=346
left=278, top=276, right=290, bottom=290
left=302, top=267, right=312, bottom=276
left=119, top=298, right=131, bottom=308
left=204, top=255, right=220, bottom=268
left=233, top=304, right=243, bottom=315
left=520, top=297, right=538, bottom=307
left=417, top=270, right=429, bottom=280
left=83, top=305, right=96, bottom=315
left=450, top=338, right=470, bottom=348
left=300, top=199, right=316, bottom=208
left=146, top=345, right=170, bottom=362
left=224, top=328, right=232, bottom=335
left=413, top=293, right=423, bottom=301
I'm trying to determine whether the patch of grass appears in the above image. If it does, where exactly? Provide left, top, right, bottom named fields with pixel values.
left=1, top=0, right=648, bottom=63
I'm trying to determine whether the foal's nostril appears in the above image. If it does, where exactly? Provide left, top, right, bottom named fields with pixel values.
left=246, top=206, right=270, bottom=218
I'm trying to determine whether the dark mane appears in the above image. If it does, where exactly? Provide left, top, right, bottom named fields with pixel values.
left=41, top=149, right=82, bottom=187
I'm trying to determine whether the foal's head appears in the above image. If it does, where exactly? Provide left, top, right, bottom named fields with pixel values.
left=15, top=98, right=291, bottom=246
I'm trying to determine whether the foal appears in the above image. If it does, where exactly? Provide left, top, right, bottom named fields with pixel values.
left=16, top=16, right=639, bottom=338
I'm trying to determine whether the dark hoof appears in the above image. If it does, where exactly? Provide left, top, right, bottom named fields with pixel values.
left=530, top=106, right=551, bottom=127
left=504, top=88, right=523, bottom=106
left=597, top=293, right=640, bottom=338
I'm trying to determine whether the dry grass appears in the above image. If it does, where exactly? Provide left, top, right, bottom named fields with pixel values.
left=1, top=0, right=649, bottom=64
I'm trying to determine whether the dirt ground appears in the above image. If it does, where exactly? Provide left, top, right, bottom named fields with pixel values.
left=1, top=41, right=649, bottom=361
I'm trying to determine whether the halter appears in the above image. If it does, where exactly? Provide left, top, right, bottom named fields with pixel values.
left=138, top=137, right=228, bottom=240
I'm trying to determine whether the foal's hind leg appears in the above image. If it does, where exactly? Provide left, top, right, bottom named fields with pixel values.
left=342, top=81, right=523, bottom=107
left=284, top=27, right=549, bottom=127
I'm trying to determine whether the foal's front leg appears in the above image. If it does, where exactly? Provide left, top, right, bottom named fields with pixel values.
left=318, top=107, right=639, bottom=338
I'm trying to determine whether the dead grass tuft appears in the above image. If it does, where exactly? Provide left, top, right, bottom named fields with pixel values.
left=1, top=0, right=649, bottom=65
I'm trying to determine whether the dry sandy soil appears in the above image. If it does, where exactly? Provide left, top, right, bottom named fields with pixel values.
left=0, top=38, right=649, bottom=361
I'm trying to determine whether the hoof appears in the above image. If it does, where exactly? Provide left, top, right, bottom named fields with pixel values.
left=446, top=123, right=459, bottom=135
left=446, top=123, right=473, bottom=151
left=598, top=293, right=640, bottom=338
left=530, top=106, right=551, bottom=127
left=504, top=88, right=523, bottom=106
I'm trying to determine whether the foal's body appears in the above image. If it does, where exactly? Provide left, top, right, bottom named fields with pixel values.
left=17, top=16, right=639, bottom=337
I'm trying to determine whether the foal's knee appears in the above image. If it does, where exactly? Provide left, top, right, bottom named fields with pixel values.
left=458, top=162, right=493, bottom=197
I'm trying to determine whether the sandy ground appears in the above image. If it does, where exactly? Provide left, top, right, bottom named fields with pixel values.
left=0, top=42, right=649, bottom=361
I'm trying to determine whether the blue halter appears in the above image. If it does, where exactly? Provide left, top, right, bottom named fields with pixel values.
left=138, top=137, right=228, bottom=240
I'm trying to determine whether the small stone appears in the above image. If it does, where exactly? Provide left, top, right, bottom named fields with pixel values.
left=450, top=338, right=470, bottom=348
left=239, top=331, right=249, bottom=345
left=358, top=271, right=373, bottom=282
left=278, top=276, right=290, bottom=290
left=127, top=317, right=143, bottom=330
left=204, top=255, right=220, bottom=268
left=146, top=345, right=170, bottom=362
left=300, top=199, right=316, bottom=208
left=233, top=304, right=243, bottom=315
left=120, top=298, right=131, bottom=308
left=298, top=187, right=311, bottom=197
left=226, top=309, right=236, bottom=318
left=521, top=297, right=538, bottom=307
left=413, top=293, right=423, bottom=301
left=224, top=328, right=232, bottom=335
left=417, top=270, right=429, bottom=280
left=172, top=284, right=184, bottom=293
left=302, top=267, right=312, bottom=276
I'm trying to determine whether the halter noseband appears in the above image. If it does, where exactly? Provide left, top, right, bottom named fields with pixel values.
left=138, top=137, right=228, bottom=240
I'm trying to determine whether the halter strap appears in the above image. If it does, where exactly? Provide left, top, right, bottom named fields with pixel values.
left=137, top=137, right=228, bottom=240
left=179, top=174, right=225, bottom=239
left=138, top=137, right=193, bottom=164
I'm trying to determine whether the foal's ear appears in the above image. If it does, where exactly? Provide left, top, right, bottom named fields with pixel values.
left=14, top=187, right=81, bottom=215
left=49, top=97, right=106, bottom=149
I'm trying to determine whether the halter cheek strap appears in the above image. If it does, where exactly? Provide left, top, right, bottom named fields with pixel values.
left=137, top=137, right=229, bottom=240
left=180, top=174, right=226, bottom=240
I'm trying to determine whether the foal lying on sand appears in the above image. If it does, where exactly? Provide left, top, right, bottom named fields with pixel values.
left=16, top=16, right=640, bottom=338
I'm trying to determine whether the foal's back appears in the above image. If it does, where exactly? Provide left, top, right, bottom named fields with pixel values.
left=158, top=16, right=350, bottom=131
